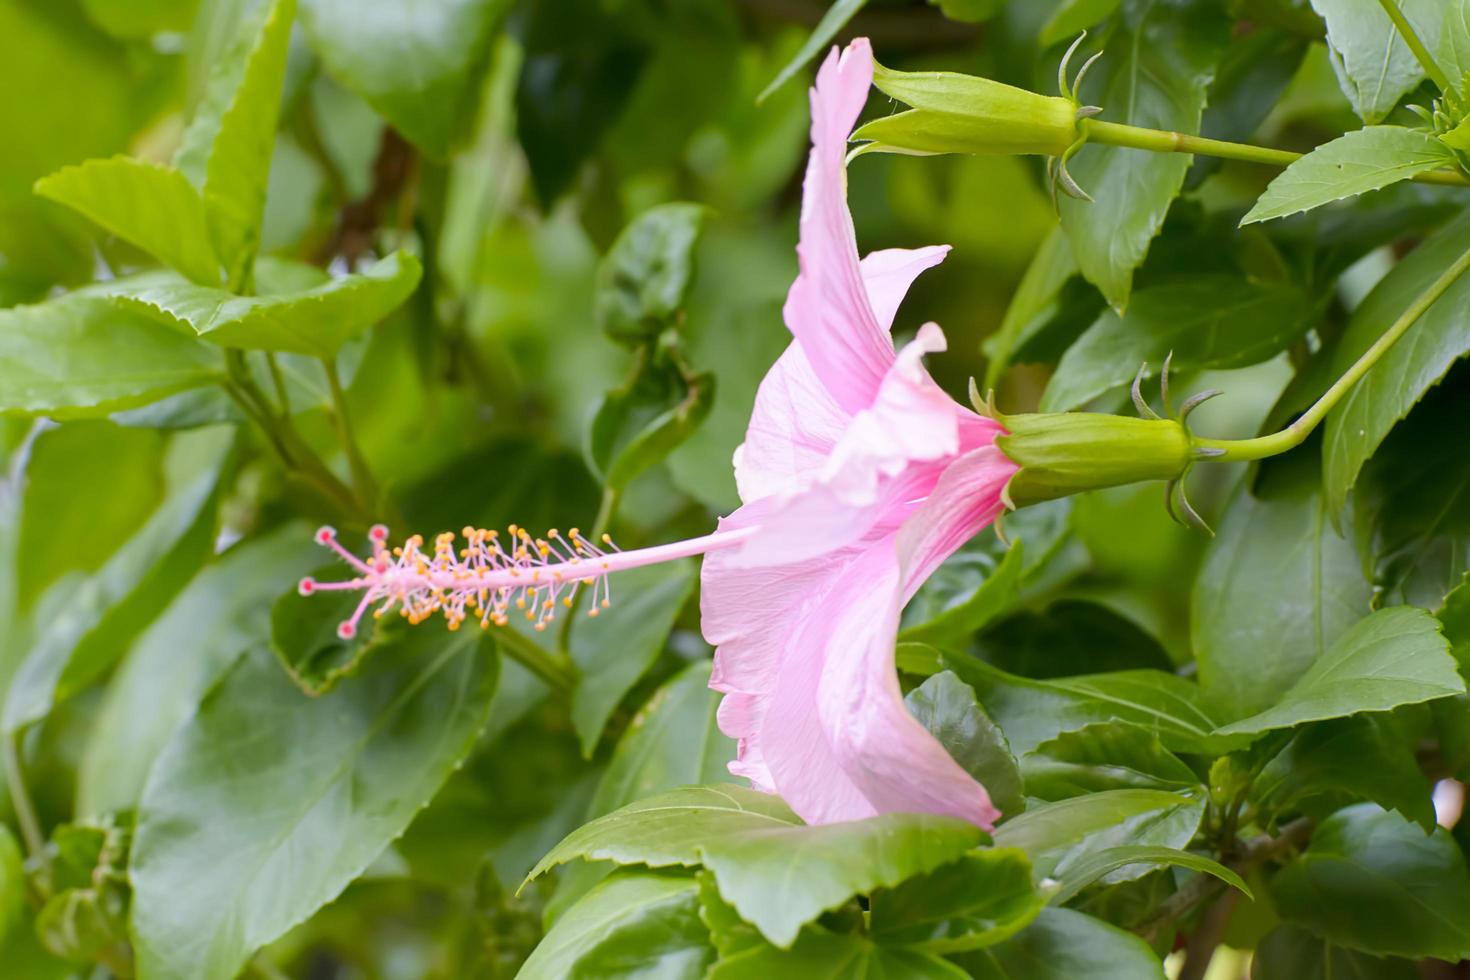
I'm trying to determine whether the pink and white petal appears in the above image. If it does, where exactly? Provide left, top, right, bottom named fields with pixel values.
left=815, top=544, right=1002, bottom=828
left=896, top=444, right=1017, bottom=598
left=860, top=245, right=950, bottom=333
left=733, top=341, right=851, bottom=504
left=783, top=39, right=896, bottom=415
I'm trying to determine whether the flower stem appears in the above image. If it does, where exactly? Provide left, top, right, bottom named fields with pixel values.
left=1376, top=0, right=1450, bottom=92
left=322, top=357, right=378, bottom=509
left=1082, top=119, right=1470, bottom=186
left=3, top=732, right=46, bottom=865
left=493, top=624, right=577, bottom=691
left=1194, top=243, right=1470, bottom=461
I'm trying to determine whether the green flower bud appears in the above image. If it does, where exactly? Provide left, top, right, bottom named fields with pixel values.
left=854, top=63, right=1080, bottom=158
left=996, top=411, right=1193, bottom=508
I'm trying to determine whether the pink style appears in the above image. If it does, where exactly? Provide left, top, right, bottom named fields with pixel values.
left=302, top=38, right=1018, bottom=831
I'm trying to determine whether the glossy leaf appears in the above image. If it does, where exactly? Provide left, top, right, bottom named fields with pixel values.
left=1308, top=0, right=1441, bottom=123
left=1271, top=803, right=1470, bottom=960
left=1242, top=127, right=1458, bottom=225
left=0, top=293, right=223, bottom=418
left=869, top=849, right=1045, bottom=953
left=175, top=0, right=294, bottom=288
left=519, top=869, right=713, bottom=980
left=1041, top=277, right=1312, bottom=410
left=597, top=202, right=705, bottom=345
left=707, top=928, right=969, bottom=979
left=1253, top=924, right=1418, bottom=980
left=954, top=907, right=1165, bottom=979
left=1022, top=723, right=1200, bottom=801
left=1046, top=844, right=1249, bottom=906
left=269, top=562, right=381, bottom=695
left=34, top=157, right=220, bottom=286
left=95, top=251, right=422, bottom=356
left=567, top=558, right=696, bottom=755
left=1194, top=452, right=1371, bottom=719
left=299, top=0, right=503, bottom=158
left=1213, top=606, right=1463, bottom=736
left=904, top=671, right=1025, bottom=819
left=1323, top=177, right=1470, bottom=517
left=1057, top=0, right=1229, bottom=309
left=129, top=631, right=499, bottom=980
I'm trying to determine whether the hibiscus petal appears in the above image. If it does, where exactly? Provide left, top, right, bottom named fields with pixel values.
left=783, top=38, right=897, bottom=415
left=733, top=341, right=849, bottom=503
left=897, top=443, right=1018, bottom=595
left=860, top=245, right=951, bottom=333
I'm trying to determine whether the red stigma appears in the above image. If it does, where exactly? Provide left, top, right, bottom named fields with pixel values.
left=298, top=577, right=315, bottom=595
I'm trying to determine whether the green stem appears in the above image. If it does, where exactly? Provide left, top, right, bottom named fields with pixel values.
left=492, top=625, right=577, bottom=691
left=1084, top=119, right=1470, bottom=186
left=3, top=732, right=46, bottom=866
left=1376, top=0, right=1450, bottom=92
left=1194, top=243, right=1470, bottom=461
left=265, top=352, right=292, bottom=417
left=321, top=357, right=378, bottom=509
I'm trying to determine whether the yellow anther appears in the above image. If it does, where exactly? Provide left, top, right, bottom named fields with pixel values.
left=587, top=607, right=600, bottom=617
left=563, top=597, right=573, bottom=607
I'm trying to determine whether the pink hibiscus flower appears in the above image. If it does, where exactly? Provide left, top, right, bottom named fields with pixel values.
left=302, top=38, right=1017, bottom=830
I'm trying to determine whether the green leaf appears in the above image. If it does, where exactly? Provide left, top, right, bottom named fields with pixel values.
left=175, top=0, right=295, bottom=288
left=269, top=562, right=380, bottom=695
left=0, top=293, right=223, bottom=417
left=993, top=788, right=1205, bottom=883
left=982, top=225, right=1078, bottom=387
left=1253, top=924, right=1419, bottom=980
left=1252, top=714, right=1436, bottom=829
left=589, top=359, right=715, bottom=495
left=520, top=869, right=713, bottom=980
left=0, top=824, right=21, bottom=951
left=1213, top=606, right=1464, bottom=736
left=1046, top=845, right=1249, bottom=907
left=597, top=202, right=705, bottom=346
left=1040, top=277, right=1312, bottom=410
left=869, top=850, right=1045, bottom=953
left=568, top=558, right=696, bottom=756
left=129, top=631, right=499, bottom=980
left=901, top=542, right=1024, bottom=647
left=34, top=157, right=220, bottom=286
left=298, top=0, right=502, bottom=158
left=1271, top=803, right=1470, bottom=960
left=707, top=928, right=970, bottom=979
left=904, top=646, right=1226, bottom=756
left=1040, top=0, right=1124, bottom=49
left=1058, top=1, right=1229, bottom=309
left=95, top=251, right=422, bottom=356
left=3, top=436, right=227, bottom=733
left=757, top=0, right=867, bottom=103
left=77, top=525, right=321, bottom=816
left=1022, top=724, right=1200, bottom=801
left=80, top=0, right=196, bottom=38
left=1193, top=451, right=1371, bottom=720
left=929, top=0, right=1003, bottom=22
left=904, top=671, right=1025, bottom=819
left=1309, top=0, right=1442, bottom=123
left=953, top=907, right=1165, bottom=979
left=526, top=785, right=984, bottom=948
left=1323, top=210, right=1470, bottom=517
left=1440, top=0, right=1470, bottom=83
left=1243, top=127, right=1458, bottom=225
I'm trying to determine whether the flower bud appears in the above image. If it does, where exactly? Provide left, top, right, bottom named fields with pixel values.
left=996, top=411, right=1193, bottom=508
left=855, top=63, right=1080, bottom=158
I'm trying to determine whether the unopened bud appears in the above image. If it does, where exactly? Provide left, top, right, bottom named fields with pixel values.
left=996, top=411, right=1192, bottom=508
left=855, top=63, right=1080, bottom=158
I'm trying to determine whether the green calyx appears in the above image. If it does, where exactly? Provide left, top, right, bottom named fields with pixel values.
left=995, top=410, right=1191, bottom=507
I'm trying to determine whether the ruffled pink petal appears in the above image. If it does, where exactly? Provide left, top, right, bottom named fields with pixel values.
left=860, top=246, right=950, bottom=332
left=897, top=443, right=1018, bottom=595
left=733, top=341, right=849, bottom=503
left=782, top=38, right=896, bottom=415
left=815, top=544, right=1002, bottom=828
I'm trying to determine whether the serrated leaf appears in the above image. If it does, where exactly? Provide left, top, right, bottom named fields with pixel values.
left=1271, top=803, right=1470, bottom=960
left=519, top=869, right=713, bottom=980
left=952, top=907, right=1165, bottom=979
left=869, top=849, right=1044, bottom=953
left=0, top=293, right=223, bottom=418
left=92, top=251, right=421, bottom=356
left=1253, top=924, right=1419, bottom=980
left=1213, top=607, right=1463, bottom=736
left=904, top=671, right=1025, bottom=818
left=568, top=558, right=695, bottom=756
left=526, top=785, right=984, bottom=948
left=129, top=632, right=498, bottom=980
left=1040, top=276, right=1312, bottom=410
left=298, top=0, right=502, bottom=159
left=1242, top=127, right=1458, bottom=225
left=34, top=157, right=220, bottom=286
left=1309, top=0, right=1441, bottom=124
left=1194, top=451, right=1372, bottom=719
left=175, top=0, right=295, bottom=288
left=1058, top=0, right=1229, bottom=309
left=1323, top=209, right=1470, bottom=517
